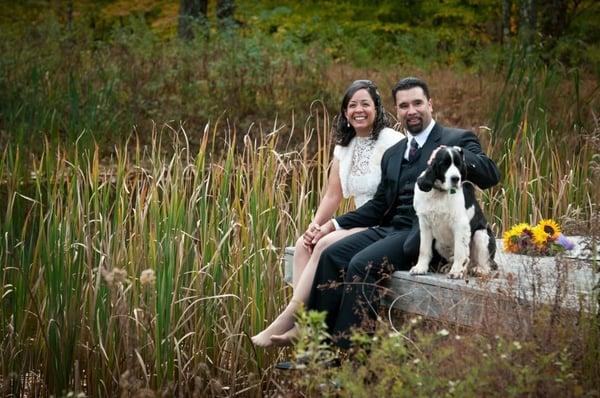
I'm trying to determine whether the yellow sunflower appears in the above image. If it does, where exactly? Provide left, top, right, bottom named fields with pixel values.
left=511, top=223, right=532, bottom=236
left=532, top=225, right=550, bottom=247
left=503, top=223, right=531, bottom=253
left=503, top=230, right=519, bottom=253
left=536, top=219, right=561, bottom=240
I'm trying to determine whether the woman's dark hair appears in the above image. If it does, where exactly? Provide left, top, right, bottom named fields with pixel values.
left=334, top=79, right=390, bottom=146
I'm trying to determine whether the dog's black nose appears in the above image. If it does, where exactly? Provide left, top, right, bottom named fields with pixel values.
left=450, top=176, right=460, bottom=185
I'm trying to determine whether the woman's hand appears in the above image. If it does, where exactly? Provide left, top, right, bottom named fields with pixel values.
left=311, top=220, right=335, bottom=246
left=302, top=222, right=320, bottom=252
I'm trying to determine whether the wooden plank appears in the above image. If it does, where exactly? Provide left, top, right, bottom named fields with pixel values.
left=281, top=236, right=599, bottom=326
left=284, top=246, right=294, bottom=285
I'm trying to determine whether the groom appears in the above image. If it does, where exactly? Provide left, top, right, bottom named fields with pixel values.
left=307, top=77, right=501, bottom=348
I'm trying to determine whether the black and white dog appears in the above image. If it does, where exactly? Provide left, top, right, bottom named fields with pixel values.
left=410, top=146, right=497, bottom=279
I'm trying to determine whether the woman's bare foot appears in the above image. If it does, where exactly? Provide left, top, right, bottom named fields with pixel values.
left=269, top=326, right=298, bottom=346
left=251, top=317, right=295, bottom=347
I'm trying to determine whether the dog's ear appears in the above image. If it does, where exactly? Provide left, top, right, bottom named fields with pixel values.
left=417, top=167, right=436, bottom=192
left=456, top=147, right=467, bottom=180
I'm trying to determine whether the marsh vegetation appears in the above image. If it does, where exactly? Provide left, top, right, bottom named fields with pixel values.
left=1, top=1, right=599, bottom=396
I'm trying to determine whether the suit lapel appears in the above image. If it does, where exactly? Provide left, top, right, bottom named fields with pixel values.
left=389, top=124, right=443, bottom=198
left=391, top=139, right=408, bottom=197
left=421, top=123, right=442, bottom=158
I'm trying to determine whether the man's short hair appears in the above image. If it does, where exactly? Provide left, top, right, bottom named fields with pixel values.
left=392, top=77, right=431, bottom=103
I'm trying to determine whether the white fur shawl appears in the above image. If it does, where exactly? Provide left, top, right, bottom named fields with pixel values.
left=334, top=127, right=403, bottom=203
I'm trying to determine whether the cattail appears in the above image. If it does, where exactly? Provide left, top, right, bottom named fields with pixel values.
left=140, top=269, right=156, bottom=286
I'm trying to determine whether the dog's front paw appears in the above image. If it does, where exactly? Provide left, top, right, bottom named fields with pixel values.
left=409, top=262, right=429, bottom=275
left=447, top=263, right=466, bottom=279
left=470, top=265, right=490, bottom=277
left=470, top=266, right=500, bottom=279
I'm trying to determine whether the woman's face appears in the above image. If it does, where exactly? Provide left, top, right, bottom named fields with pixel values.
left=344, top=88, right=376, bottom=136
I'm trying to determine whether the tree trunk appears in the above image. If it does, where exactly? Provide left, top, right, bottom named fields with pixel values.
left=217, top=0, right=236, bottom=29
left=178, top=0, right=208, bottom=40
left=520, top=0, right=537, bottom=46
left=527, top=0, right=536, bottom=34
left=540, top=0, right=569, bottom=40
left=66, top=0, right=73, bottom=30
left=501, top=0, right=511, bottom=44
left=50, top=0, right=74, bottom=29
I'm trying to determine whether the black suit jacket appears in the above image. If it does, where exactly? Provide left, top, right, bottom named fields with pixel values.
left=335, top=123, right=501, bottom=229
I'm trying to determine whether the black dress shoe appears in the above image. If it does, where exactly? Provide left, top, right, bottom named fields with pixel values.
left=274, top=361, right=297, bottom=370
left=275, top=357, right=339, bottom=370
left=321, top=357, right=341, bottom=368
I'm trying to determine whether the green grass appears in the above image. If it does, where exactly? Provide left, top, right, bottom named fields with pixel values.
left=0, top=15, right=333, bottom=152
left=284, top=295, right=600, bottom=397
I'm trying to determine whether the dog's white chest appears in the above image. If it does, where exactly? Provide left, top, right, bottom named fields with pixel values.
left=415, top=188, right=473, bottom=244
left=414, top=188, right=468, bottom=222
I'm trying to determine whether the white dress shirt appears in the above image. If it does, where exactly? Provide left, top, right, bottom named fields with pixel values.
left=403, top=119, right=436, bottom=160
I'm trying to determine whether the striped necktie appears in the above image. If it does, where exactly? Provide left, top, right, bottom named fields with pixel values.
left=408, top=138, right=419, bottom=161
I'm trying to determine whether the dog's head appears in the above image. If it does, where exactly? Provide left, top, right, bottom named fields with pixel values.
left=417, top=146, right=467, bottom=193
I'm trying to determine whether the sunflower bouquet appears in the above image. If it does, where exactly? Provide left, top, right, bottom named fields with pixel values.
left=503, top=219, right=575, bottom=256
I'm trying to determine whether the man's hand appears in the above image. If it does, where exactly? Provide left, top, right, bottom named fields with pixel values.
left=311, top=220, right=335, bottom=246
left=428, top=145, right=446, bottom=165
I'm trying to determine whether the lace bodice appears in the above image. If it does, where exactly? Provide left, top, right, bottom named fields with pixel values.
left=349, top=136, right=376, bottom=176
left=348, top=136, right=378, bottom=207
left=334, top=127, right=403, bottom=208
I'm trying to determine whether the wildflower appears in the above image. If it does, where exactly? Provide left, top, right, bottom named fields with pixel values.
left=437, top=329, right=449, bottom=337
left=556, top=234, right=575, bottom=251
left=448, top=380, right=459, bottom=393
left=455, top=335, right=462, bottom=340
left=513, top=341, right=522, bottom=350
left=140, top=269, right=156, bottom=286
left=66, top=392, right=86, bottom=398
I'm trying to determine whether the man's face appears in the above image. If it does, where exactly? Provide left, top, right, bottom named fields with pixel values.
left=394, top=87, right=433, bottom=135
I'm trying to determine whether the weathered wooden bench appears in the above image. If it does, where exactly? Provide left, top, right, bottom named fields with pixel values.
left=282, top=237, right=599, bottom=327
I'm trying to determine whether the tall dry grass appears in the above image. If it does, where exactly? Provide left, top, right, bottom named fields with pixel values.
left=0, top=103, right=336, bottom=396
left=1, top=70, right=599, bottom=396
left=482, top=54, right=600, bottom=232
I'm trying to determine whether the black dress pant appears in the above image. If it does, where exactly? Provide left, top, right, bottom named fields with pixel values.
left=307, top=225, right=419, bottom=348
